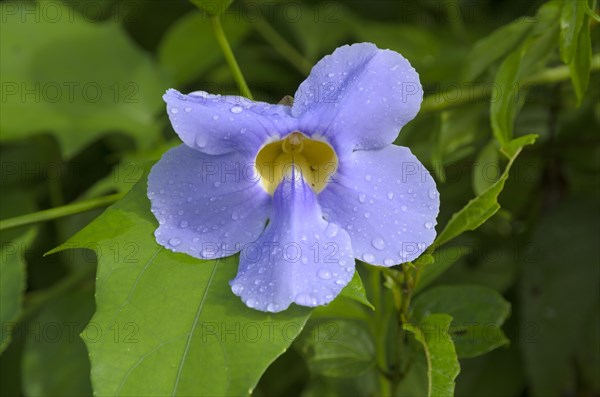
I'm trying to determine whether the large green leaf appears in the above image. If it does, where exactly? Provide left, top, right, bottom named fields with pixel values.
left=51, top=176, right=312, bottom=395
left=0, top=228, right=36, bottom=354
left=0, top=2, right=167, bottom=157
left=158, top=10, right=250, bottom=85
left=21, top=288, right=94, bottom=396
left=405, top=314, right=460, bottom=397
left=411, top=285, right=510, bottom=358
left=435, top=134, right=537, bottom=247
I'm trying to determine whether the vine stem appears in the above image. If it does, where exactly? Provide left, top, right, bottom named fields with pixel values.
left=0, top=192, right=125, bottom=232
left=208, top=14, right=253, bottom=99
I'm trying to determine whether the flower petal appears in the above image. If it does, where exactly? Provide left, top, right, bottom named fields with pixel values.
left=164, top=89, right=296, bottom=156
left=292, top=43, right=423, bottom=154
left=148, top=144, right=270, bottom=259
left=319, top=145, right=439, bottom=266
left=230, top=169, right=355, bottom=312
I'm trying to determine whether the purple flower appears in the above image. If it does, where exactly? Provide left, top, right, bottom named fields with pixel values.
left=148, top=43, right=439, bottom=312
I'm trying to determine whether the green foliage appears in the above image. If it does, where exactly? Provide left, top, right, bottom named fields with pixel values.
left=159, top=11, right=250, bottom=85
left=1, top=0, right=599, bottom=396
left=50, top=177, right=313, bottom=395
left=0, top=2, right=168, bottom=157
left=435, top=134, right=537, bottom=247
left=405, top=314, right=460, bottom=397
left=412, top=285, right=510, bottom=358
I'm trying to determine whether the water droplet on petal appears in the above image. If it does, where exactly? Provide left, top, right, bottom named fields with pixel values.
left=428, top=188, right=437, bottom=200
left=195, top=135, right=208, bottom=148
left=371, top=236, right=386, bottom=250
left=246, top=298, right=258, bottom=308
left=401, top=205, right=408, bottom=212
left=169, top=237, right=181, bottom=247
left=387, top=192, right=394, bottom=200
left=327, top=72, right=335, bottom=77
left=362, top=252, right=375, bottom=262
left=318, top=269, right=332, bottom=279
left=364, top=211, right=371, bottom=218
left=365, top=174, right=372, bottom=181
left=212, top=115, right=220, bottom=120
left=384, top=258, right=395, bottom=266
left=170, top=107, right=179, bottom=114
left=425, top=221, right=434, bottom=229
left=324, top=223, right=339, bottom=237
left=179, top=220, right=188, bottom=228
left=231, top=283, right=244, bottom=294
left=258, top=266, right=266, bottom=274
left=358, top=193, right=367, bottom=203
left=230, top=105, right=243, bottom=114
left=184, top=107, right=191, bottom=113
left=231, top=211, right=239, bottom=220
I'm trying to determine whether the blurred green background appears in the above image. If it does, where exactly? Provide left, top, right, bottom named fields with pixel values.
left=1, top=0, right=598, bottom=396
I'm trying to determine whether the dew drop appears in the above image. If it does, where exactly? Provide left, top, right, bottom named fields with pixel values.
left=318, top=269, right=332, bottom=280
left=425, top=221, right=434, bottom=229
left=231, top=211, right=239, bottom=220
left=387, top=192, right=394, bottom=200
left=266, top=303, right=278, bottom=312
left=362, top=252, right=375, bottom=262
left=327, top=72, right=335, bottom=77
left=401, top=205, right=408, bottom=212
left=335, top=279, right=345, bottom=285
left=195, top=135, right=208, bottom=148
left=246, top=298, right=258, bottom=308
left=169, top=237, right=181, bottom=247
left=184, top=107, right=191, bottom=113
left=358, top=193, right=367, bottom=203
left=371, top=236, right=386, bottom=250
left=428, top=188, right=437, bottom=199
left=179, top=220, right=188, bottom=228
left=212, top=115, right=220, bottom=120
left=258, top=266, right=266, bottom=274
left=365, top=174, right=372, bottom=181
left=364, top=211, right=371, bottom=218
left=324, top=223, right=339, bottom=237
left=230, top=105, right=243, bottom=114
left=231, top=283, right=244, bottom=294
left=384, top=258, right=395, bottom=266
left=170, top=107, right=179, bottom=114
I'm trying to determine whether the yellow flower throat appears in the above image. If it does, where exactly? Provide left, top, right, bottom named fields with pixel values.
left=255, top=132, right=338, bottom=195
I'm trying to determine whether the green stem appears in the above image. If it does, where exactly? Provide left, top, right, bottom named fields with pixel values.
left=252, top=18, right=312, bottom=75
left=209, top=14, right=253, bottom=99
left=0, top=192, right=124, bottom=232
left=421, top=53, right=600, bottom=113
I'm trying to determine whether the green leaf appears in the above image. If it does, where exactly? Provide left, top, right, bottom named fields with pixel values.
left=412, top=285, right=511, bottom=358
left=0, top=228, right=36, bottom=354
left=435, top=134, right=536, bottom=247
left=51, top=176, right=312, bottom=396
left=296, top=319, right=375, bottom=378
left=338, top=271, right=374, bottom=310
left=189, top=0, right=234, bottom=15
left=462, top=17, right=535, bottom=81
left=0, top=2, right=167, bottom=157
left=490, top=3, right=560, bottom=146
left=519, top=199, right=600, bottom=396
left=472, top=141, right=500, bottom=196
left=490, top=50, right=522, bottom=146
left=405, top=314, right=460, bottom=397
left=559, top=0, right=586, bottom=63
left=158, top=10, right=250, bottom=85
left=568, top=14, right=592, bottom=104
left=21, top=289, right=94, bottom=396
